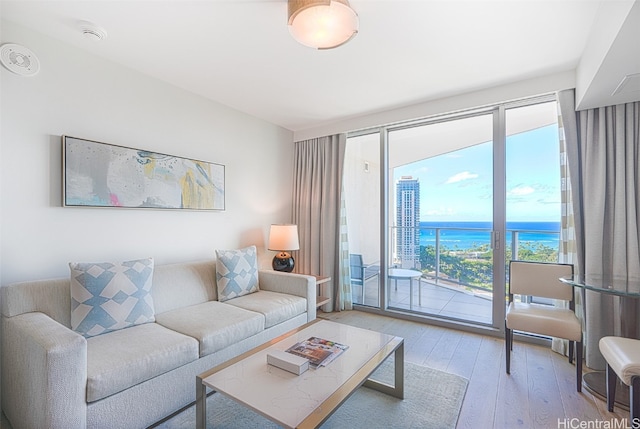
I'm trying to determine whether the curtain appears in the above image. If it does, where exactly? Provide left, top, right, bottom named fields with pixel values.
left=558, top=89, right=640, bottom=369
left=292, top=134, right=352, bottom=311
left=337, top=185, right=352, bottom=310
left=553, top=96, right=583, bottom=356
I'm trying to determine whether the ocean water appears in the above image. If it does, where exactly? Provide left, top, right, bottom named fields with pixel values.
left=418, top=221, right=560, bottom=250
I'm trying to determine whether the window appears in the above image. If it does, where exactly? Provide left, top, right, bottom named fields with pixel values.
left=345, top=95, right=561, bottom=328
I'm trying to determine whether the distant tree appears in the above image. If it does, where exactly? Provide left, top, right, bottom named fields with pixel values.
left=515, top=242, right=558, bottom=262
left=460, top=259, right=493, bottom=286
left=420, top=245, right=436, bottom=271
left=419, top=241, right=558, bottom=291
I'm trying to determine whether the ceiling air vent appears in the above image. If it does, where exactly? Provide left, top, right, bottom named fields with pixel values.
left=612, top=73, right=640, bottom=96
left=78, top=21, right=108, bottom=42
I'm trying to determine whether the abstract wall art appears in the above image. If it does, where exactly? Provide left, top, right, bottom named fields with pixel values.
left=63, top=136, right=225, bottom=210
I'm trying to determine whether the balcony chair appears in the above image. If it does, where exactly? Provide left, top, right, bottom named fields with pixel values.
left=505, top=260, right=582, bottom=392
left=349, top=254, right=379, bottom=303
left=599, top=336, right=640, bottom=420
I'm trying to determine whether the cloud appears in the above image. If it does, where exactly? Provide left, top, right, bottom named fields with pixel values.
left=445, top=171, right=478, bottom=184
left=426, top=207, right=456, bottom=216
left=508, top=185, right=535, bottom=196
left=537, top=198, right=561, bottom=205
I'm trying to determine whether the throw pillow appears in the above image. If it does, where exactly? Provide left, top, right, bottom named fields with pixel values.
left=69, top=258, right=155, bottom=338
left=215, top=245, right=259, bottom=302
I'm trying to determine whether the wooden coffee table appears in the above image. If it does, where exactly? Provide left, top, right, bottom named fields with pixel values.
left=196, top=319, right=404, bottom=429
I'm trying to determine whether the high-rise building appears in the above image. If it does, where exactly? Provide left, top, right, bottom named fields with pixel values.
left=395, top=176, right=420, bottom=269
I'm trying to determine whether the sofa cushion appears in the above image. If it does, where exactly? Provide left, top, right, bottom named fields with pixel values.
left=215, top=245, right=259, bottom=302
left=224, top=290, right=307, bottom=328
left=70, top=258, right=156, bottom=338
left=151, top=260, right=217, bottom=314
left=155, top=301, right=264, bottom=357
left=86, top=322, right=198, bottom=402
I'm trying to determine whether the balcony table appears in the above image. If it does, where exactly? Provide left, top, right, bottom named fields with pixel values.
left=389, top=268, right=422, bottom=310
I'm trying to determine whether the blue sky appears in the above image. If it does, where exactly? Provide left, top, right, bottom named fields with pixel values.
left=393, top=125, right=561, bottom=223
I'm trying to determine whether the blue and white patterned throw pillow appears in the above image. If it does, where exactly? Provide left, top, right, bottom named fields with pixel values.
left=69, top=258, right=155, bottom=338
left=215, top=245, right=259, bottom=302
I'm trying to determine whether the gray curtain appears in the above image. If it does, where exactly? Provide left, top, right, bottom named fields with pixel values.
left=558, top=89, right=640, bottom=369
left=292, top=134, right=352, bottom=311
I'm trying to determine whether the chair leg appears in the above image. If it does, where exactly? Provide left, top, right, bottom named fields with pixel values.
left=606, top=363, right=617, bottom=412
left=568, top=340, right=574, bottom=364
left=631, top=376, right=640, bottom=423
left=576, top=340, right=582, bottom=392
left=510, top=328, right=513, bottom=351
left=505, top=322, right=511, bottom=374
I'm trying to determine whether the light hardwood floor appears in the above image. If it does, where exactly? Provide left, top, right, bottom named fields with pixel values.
left=321, top=310, right=629, bottom=429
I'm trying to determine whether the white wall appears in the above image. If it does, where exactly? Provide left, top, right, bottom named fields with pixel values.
left=343, top=134, right=380, bottom=266
left=0, top=21, right=294, bottom=285
left=576, top=0, right=638, bottom=109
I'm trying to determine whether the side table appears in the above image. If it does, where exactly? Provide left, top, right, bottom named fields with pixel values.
left=388, top=268, right=422, bottom=310
left=312, top=275, right=332, bottom=312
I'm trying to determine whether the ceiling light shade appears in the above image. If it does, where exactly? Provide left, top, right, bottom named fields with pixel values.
left=288, top=0, right=359, bottom=50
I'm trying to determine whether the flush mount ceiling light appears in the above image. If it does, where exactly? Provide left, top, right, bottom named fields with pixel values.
left=288, top=0, right=359, bottom=50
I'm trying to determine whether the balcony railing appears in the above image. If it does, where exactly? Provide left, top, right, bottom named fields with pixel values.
left=392, top=226, right=560, bottom=294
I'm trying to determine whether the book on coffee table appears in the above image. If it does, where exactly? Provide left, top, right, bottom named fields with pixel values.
left=286, top=336, right=349, bottom=367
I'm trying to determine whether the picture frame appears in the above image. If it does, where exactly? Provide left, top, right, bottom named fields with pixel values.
left=62, top=135, right=225, bottom=210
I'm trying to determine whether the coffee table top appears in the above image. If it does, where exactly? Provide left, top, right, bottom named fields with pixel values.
left=200, top=319, right=401, bottom=429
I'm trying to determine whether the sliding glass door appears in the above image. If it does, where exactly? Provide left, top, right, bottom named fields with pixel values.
left=344, top=95, right=561, bottom=330
left=388, top=112, right=497, bottom=324
left=505, top=102, right=561, bottom=264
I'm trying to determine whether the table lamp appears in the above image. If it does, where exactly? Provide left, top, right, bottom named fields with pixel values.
left=268, top=224, right=299, bottom=272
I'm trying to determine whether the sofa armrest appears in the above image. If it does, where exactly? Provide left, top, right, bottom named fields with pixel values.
left=2, top=312, right=87, bottom=429
left=259, top=270, right=316, bottom=321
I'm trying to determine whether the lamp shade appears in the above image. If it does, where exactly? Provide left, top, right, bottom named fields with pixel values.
left=288, top=0, right=359, bottom=50
left=268, top=224, right=300, bottom=251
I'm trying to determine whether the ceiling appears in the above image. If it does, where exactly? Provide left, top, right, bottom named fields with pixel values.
left=2, top=0, right=638, bottom=133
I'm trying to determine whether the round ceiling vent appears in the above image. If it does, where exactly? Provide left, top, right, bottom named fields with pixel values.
left=0, top=43, right=40, bottom=77
left=78, top=21, right=108, bottom=42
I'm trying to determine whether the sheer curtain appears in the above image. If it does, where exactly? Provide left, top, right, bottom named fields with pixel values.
left=553, top=96, right=583, bottom=356
left=558, top=89, right=640, bottom=368
left=292, top=134, right=353, bottom=311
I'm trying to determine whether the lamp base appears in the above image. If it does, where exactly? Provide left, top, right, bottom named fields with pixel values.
left=272, top=252, right=295, bottom=272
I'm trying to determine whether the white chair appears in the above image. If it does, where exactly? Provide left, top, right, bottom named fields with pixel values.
left=599, top=336, right=640, bottom=420
left=505, top=260, right=582, bottom=391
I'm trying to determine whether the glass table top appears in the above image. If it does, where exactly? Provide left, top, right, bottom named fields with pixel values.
left=560, top=275, right=640, bottom=298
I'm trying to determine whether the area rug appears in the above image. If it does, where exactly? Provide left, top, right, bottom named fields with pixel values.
left=154, top=361, right=468, bottom=429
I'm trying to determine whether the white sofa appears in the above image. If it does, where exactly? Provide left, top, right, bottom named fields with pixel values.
left=1, top=260, right=316, bottom=429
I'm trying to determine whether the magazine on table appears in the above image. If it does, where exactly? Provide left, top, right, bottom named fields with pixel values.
left=285, top=336, right=349, bottom=367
